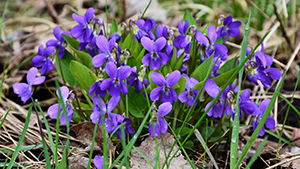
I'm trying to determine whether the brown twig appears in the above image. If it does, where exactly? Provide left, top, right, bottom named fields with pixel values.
left=44, top=0, right=60, bottom=24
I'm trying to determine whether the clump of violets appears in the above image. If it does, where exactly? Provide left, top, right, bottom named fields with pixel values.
left=150, top=71, right=181, bottom=104
left=149, top=102, right=172, bottom=138
left=13, top=67, right=46, bottom=103
left=32, top=45, right=55, bottom=75
left=47, top=86, right=74, bottom=124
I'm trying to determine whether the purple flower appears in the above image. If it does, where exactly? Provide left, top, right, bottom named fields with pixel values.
left=46, top=26, right=70, bottom=59
left=32, top=45, right=55, bottom=74
left=133, top=19, right=156, bottom=42
left=100, top=62, right=131, bottom=97
left=204, top=79, right=230, bottom=118
left=173, top=20, right=193, bottom=54
left=253, top=99, right=275, bottom=137
left=178, top=75, right=200, bottom=106
left=71, top=7, right=94, bottom=42
left=217, top=15, right=242, bottom=42
left=89, top=79, right=107, bottom=97
left=156, top=24, right=174, bottom=59
left=127, top=66, right=148, bottom=92
left=141, top=37, right=168, bottom=70
left=90, top=96, right=120, bottom=132
left=245, top=59, right=281, bottom=88
left=92, top=35, right=117, bottom=67
left=149, top=102, right=172, bottom=138
left=47, top=86, right=74, bottom=124
left=254, top=42, right=273, bottom=68
left=150, top=71, right=180, bottom=104
left=195, top=25, right=228, bottom=61
left=13, top=67, right=45, bottom=103
left=111, top=114, right=134, bottom=139
left=94, top=155, right=103, bottom=169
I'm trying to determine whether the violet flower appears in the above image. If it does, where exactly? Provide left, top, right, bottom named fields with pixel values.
left=133, top=19, right=156, bottom=42
left=141, top=37, right=168, bottom=70
left=156, top=24, right=174, bottom=60
left=90, top=96, right=120, bottom=132
left=92, top=35, right=117, bottom=67
left=173, top=20, right=192, bottom=54
left=46, top=26, right=70, bottom=59
left=100, top=62, right=131, bottom=97
left=127, top=66, right=148, bottom=92
left=32, top=45, right=55, bottom=74
left=111, top=114, right=134, bottom=139
left=47, top=86, right=74, bottom=124
left=13, top=67, right=45, bottom=103
left=217, top=15, right=242, bottom=42
left=204, top=79, right=230, bottom=118
left=253, top=99, right=275, bottom=137
left=89, top=79, right=107, bottom=97
left=71, top=7, right=94, bottom=42
left=195, top=25, right=228, bottom=61
left=150, top=71, right=180, bottom=104
left=94, top=155, right=103, bottom=169
left=254, top=42, right=273, bottom=68
left=149, top=102, right=172, bottom=138
left=178, top=75, right=200, bottom=106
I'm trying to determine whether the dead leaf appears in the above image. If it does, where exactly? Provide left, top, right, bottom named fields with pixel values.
left=130, top=133, right=192, bottom=169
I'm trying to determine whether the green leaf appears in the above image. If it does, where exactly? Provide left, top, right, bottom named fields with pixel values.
left=133, top=43, right=143, bottom=58
left=175, top=127, right=191, bottom=137
left=170, top=47, right=178, bottom=68
left=191, top=54, right=213, bottom=82
left=122, top=34, right=133, bottom=50
left=136, top=48, right=146, bottom=62
left=127, top=56, right=141, bottom=70
left=162, top=64, right=172, bottom=77
left=62, top=34, right=93, bottom=68
left=173, top=54, right=184, bottom=71
left=110, top=19, right=118, bottom=35
left=56, top=50, right=76, bottom=86
left=176, top=76, right=187, bottom=94
left=214, top=67, right=238, bottom=87
left=69, top=60, right=97, bottom=92
left=183, top=10, right=199, bottom=30
left=217, top=57, right=238, bottom=74
left=215, top=36, right=227, bottom=44
left=127, top=86, right=148, bottom=118
left=184, top=140, right=194, bottom=148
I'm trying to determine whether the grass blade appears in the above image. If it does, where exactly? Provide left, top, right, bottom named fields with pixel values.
left=245, top=137, right=268, bottom=169
left=230, top=10, right=251, bottom=169
left=0, top=0, right=9, bottom=39
left=87, top=119, right=98, bottom=169
left=6, top=104, right=33, bottom=169
left=0, top=106, right=11, bottom=130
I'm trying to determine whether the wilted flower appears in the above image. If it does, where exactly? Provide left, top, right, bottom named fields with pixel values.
left=13, top=67, right=45, bottom=103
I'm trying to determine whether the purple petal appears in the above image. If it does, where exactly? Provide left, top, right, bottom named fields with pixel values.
left=38, top=45, right=44, bottom=56
left=100, top=78, right=113, bottom=91
left=96, top=35, right=109, bottom=53
left=46, top=58, right=54, bottom=71
left=141, top=37, right=155, bottom=52
left=26, top=67, right=39, bottom=84
left=46, top=39, right=59, bottom=47
left=265, top=116, right=275, bottom=129
left=265, top=68, right=281, bottom=80
left=108, top=85, right=121, bottom=97
left=118, top=66, right=131, bottom=80
left=150, top=58, right=161, bottom=70
left=158, top=102, right=172, bottom=117
left=207, top=25, right=217, bottom=43
left=142, top=53, right=151, bottom=66
left=71, top=25, right=84, bottom=38
left=223, top=16, right=232, bottom=26
left=150, top=87, right=162, bottom=101
left=105, top=62, right=117, bottom=78
left=161, top=91, right=173, bottom=103
left=259, top=99, right=271, bottom=116
left=228, top=28, right=240, bottom=37
left=48, top=104, right=59, bottom=119
left=32, top=55, right=45, bottom=67
left=159, top=52, right=168, bottom=65
left=72, top=13, right=84, bottom=25
left=59, top=105, right=73, bottom=124
left=107, top=96, right=120, bottom=112
left=204, top=79, right=220, bottom=98
left=58, top=46, right=65, bottom=59
left=94, top=155, right=104, bottom=169
left=159, top=117, right=168, bottom=134
left=31, top=76, right=46, bottom=85
left=20, top=89, right=32, bottom=103
left=148, top=122, right=155, bottom=138
left=13, top=83, right=29, bottom=95
left=213, top=44, right=228, bottom=61
left=195, top=31, right=209, bottom=46
left=120, top=81, right=128, bottom=94
left=53, top=26, right=62, bottom=41
left=84, top=7, right=94, bottom=22
left=240, top=89, right=250, bottom=101
left=151, top=72, right=165, bottom=86
left=166, top=70, right=180, bottom=86
left=154, top=37, right=166, bottom=51
left=89, top=82, right=98, bottom=95
left=178, top=91, right=188, bottom=103
left=56, top=86, right=69, bottom=100
left=229, top=20, right=242, bottom=28
left=92, top=53, right=107, bottom=67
